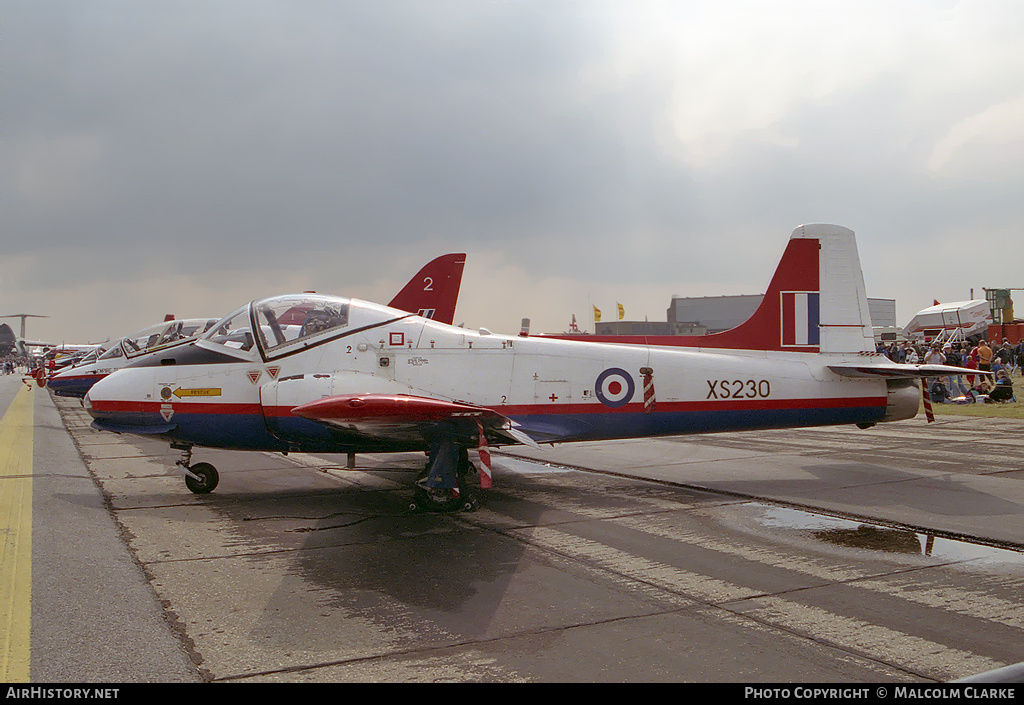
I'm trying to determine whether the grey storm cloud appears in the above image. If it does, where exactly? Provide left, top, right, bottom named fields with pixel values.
left=6, top=3, right=692, bottom=277
left=3, top=1, right=1023, bottom=341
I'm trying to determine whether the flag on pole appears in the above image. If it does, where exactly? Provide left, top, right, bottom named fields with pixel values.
left=617, top=303, right=625, bottom=320
left=593, top=306, right=601, bottom=322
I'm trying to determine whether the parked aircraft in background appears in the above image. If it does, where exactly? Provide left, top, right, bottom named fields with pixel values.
left=386, top=253, right=465, bottom=325
left=48, top=253, right=467, bottom=398
left=39, top=344, right=106, bottom=379
left=48, top=318, right=218, bottom=397
left=84, top=225, right=985, bottom=511
left=0, top=314, right=54, bottom=357
left=0, top=323, right=27, bottom=357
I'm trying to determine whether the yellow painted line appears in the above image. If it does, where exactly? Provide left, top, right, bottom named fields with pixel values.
left=0, top=386, right=34, bottom=682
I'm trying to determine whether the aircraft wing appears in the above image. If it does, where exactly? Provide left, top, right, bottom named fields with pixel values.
left=290, top=393, right=539, bottom=448
left=828, top=362, right=995, bottom=379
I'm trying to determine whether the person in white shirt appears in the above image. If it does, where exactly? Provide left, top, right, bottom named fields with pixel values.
left=923, top=343, right=945, bottom=365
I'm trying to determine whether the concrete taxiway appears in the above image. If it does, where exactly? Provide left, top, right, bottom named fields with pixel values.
left=4, top=373, right=1024, bottom=682
left=0, top=376, right=198, bottom=682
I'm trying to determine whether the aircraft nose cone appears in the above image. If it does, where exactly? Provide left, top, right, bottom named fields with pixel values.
left=84, top=375, right=120, bottom=418
left=48, top=366, right=103, bottom=399
left=85, top=369, right=173, bottom=433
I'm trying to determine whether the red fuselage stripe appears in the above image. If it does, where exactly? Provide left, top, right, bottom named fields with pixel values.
left=90, top=396, right=887, bottom=417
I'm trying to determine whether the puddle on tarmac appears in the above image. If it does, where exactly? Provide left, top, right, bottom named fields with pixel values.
left=754, top=505, right=1024, bottom=566
left=494, top=454, right=1024, bottom=567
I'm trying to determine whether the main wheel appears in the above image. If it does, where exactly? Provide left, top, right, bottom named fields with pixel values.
left=411, top=485, right=465, bottom=512
left=185, top=462, right=219, bottom=494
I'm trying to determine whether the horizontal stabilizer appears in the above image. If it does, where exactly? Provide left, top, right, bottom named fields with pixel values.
left=828, top=363, right=995, bottom=379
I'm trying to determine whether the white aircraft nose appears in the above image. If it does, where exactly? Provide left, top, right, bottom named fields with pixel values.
left=85, top=367, right=166, bottom=431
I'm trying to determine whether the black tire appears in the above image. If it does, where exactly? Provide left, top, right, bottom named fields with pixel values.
left=411, top=446, right=476, bottom=512
left=185, top=462, right=219, bottom=494
left=412, top=485, right=465, bottom=512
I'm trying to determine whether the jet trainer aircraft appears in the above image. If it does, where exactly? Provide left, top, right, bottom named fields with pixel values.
left=85, top=225, right=984, bottom=511
left=48, top=318, right=218, bottom=397
left=50, top=253, right=467, bottom=399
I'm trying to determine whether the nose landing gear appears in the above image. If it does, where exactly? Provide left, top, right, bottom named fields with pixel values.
left=172, top=443, right=220, bottom=494
left=183, top=462, right=219, bottom=494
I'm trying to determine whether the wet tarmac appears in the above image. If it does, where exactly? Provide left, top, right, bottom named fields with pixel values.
left=9, top=376, right=1024, bottom=682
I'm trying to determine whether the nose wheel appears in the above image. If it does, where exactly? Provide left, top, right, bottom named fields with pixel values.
left=184, top=462, right=219, bottom=494
left=173, top=443, right=220, bottom=494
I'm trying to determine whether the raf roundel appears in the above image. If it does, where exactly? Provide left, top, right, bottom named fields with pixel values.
left=595, top=368, right=635, bottom=408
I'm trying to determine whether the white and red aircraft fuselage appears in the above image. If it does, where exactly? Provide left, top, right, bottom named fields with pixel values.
left=84, top=225, right=980, bottom=510
left=48, top=253, right=466, bottom=400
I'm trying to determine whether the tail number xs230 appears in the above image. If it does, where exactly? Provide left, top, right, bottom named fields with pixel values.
left=706, top=379, right=771, bottom=400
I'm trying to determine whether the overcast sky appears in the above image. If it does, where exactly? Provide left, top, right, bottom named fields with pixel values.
left=3, top=0, right=1022, bottom=344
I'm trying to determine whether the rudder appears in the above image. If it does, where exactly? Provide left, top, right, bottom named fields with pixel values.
left=388, top=254, right=466, bottom=325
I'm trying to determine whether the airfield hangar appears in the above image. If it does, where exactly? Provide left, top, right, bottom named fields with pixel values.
left=595, top=295, right=897, bottom=341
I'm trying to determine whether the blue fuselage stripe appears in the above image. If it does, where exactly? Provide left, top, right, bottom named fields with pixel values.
left=99, top=404, right=886, bottom=451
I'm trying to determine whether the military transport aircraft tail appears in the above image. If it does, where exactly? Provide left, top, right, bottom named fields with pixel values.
left=388, top=253, right=466, bottom=326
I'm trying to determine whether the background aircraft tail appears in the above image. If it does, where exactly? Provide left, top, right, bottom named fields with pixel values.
left=388, top=253, right=466, bottom=326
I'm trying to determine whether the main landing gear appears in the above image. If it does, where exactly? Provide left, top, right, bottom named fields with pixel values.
left=166, top=441, right=479, bottom=509
left=173, top=443, right=219, bottom=495
left=409, top=442, right=478, bottom=513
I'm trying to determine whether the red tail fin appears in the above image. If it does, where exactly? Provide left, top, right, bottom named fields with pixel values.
left=542, top=233, right=822, bottom=352
left=676, top=235, right=821, bottom=351
left=635, top=236, right=820, bottom=351
left=540, top=224, right=876, bottom=352
left=388, top=254, right=466, bottom=326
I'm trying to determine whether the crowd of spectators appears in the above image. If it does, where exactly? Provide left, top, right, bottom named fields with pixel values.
left=2, top=357, right=30, bottom=375
left=876, top=337, right=1021, bottom=404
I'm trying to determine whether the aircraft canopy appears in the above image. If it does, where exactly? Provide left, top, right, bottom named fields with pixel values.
left=99, top=318, right=218, bottom=361
left=203, top=294, right=356, bottom=359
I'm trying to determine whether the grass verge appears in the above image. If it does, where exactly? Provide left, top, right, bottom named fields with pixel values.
left=921, top=370, right=1023, bottom=419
